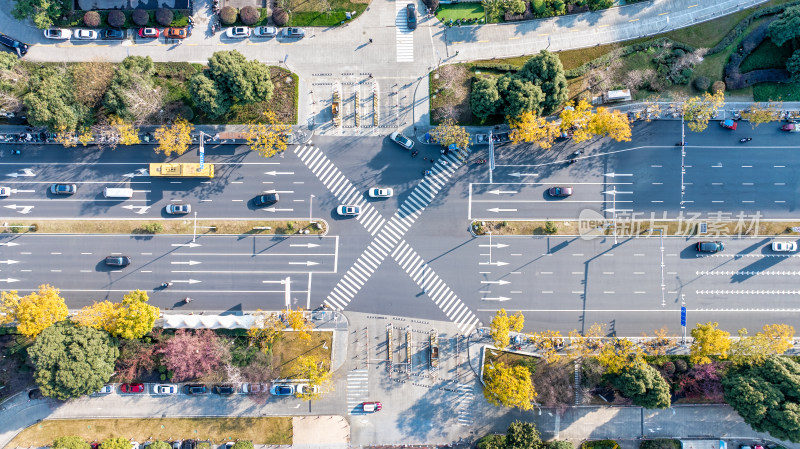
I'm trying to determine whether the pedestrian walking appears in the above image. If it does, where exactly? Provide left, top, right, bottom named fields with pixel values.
left=369, top=38, right=373, bottom=43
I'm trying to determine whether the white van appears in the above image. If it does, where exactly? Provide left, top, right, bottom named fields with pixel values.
left=103, top=187, right=133, bottom=198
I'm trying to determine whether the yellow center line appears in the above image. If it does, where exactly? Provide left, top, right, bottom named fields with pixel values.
left=658, top=12, right=668, bottom=15
left=629, top=18, right=639, bottom=22
left=508, top=36, right=521, bottom=40
left=688, top=4, right=697, bottom=8
left=477, top=39, right=489, bottom=43
left=598, top=24, right=609, bottom=28
left=570, top=29, right=580, bottom=33
left=185, top=43, right=199, bottom=46
left=538, top=33, right=549, bottom=36
left=451, top=40, right=464, bottom=44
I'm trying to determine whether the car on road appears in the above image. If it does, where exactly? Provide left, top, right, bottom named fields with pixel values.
left=0, top=186, right=9, bottom=197
left=51, top=183, right=76, bottom=195
left=297, top=384, right=319, bottom=395
left=44, top=28, right=71, bottom=39
left=153, top=384, right=178, bottom=395
left=105, top=255, right=132, bottom=267
left=270, top=384, right=295, bottom=396
left=164, top=27, right=188, bottom=39
left=213, top=384, right=235, bottom=395
left=368, top=188, right=393, bottom=198
left=184, top=384, right=208, bottom=395
left=242, top=383, right=267, bottom=394
left=254, top=26, right=277, bottom=37
left=121, top=383, right=144, bottom=393
left=696, top=241, right=724, bottom=253
left=772, top=241, right=797, bottom=252
left=0, top=33, right=29, bottom=56
left=166, top=203, right=191, bottom=214
left=720, top=119, right=738, bottom=130
left=284, top=27, right=305, bottom=38
left=548, top=186, right=573, bottom=197
left=361, top=401, right=382, bottom=412
left=73, top=29, right=98, bottom=40
left=406, top=4, right=417, bottom=29
left=226, top=27, right=251, bottom=38
left=138, top=28, right=159, bottom=38
left=253, top=190, right=279, bottom=207
left=782, top=123, right=800, bottom=132
left=97, top=384, right=114, bottom=394
left=389, top=131, right=414, bottom=150
left=337, top=205, right=361, bottom=216
left=100, top=29, right=126, bottom=40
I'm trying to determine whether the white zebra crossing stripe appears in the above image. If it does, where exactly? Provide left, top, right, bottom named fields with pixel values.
left=347, top=369, right=370, bottom=414
left=395, top=2, right=414, bottom=62
left=456, top=384, right=475, bottom=425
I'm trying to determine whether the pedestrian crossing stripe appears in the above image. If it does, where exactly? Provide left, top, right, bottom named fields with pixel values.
left=395, top=1, right=414, bottom=62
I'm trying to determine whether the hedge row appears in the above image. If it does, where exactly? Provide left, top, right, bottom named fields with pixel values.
left=78, top=9, right=190, bottom=29
left=723, top=17, right=791, bottom=90
left=472, top=62, right=519, bottom=72
left=706, top=0, right=800, bottom=55
left=565, top=37, right=695, bottom=79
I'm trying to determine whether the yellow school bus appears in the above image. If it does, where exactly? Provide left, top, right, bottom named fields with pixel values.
left=149, top=163, right=214, bottom=178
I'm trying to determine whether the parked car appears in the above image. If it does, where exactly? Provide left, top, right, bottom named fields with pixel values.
left=720, top=119, right=738, bottom=130
left=548, top=186, right=573, bottom=197
left=164, top=27, right=188, bottom=39
left=181, top=440, right=196, bottom=449
left=361, top=401, right=382, bottom=412
left=270, top=384, right=295, bottom=396
left=253, top=190, right=279, bottom=207
left=406, top=4, right=417, bottom=29
left=782, top=123, right=800, bottom=132
left=772, top=241, right=797, bottom=252
left=368, top=188, right=393, bottom=198
left=171, top=442, right=182, bottom=449
left=226, top=27, right=251, bottom=38
left=44, top=28, right=71, bottom=39
left=105, top=255, right=132, bottom=267
left=184, top=384, right=208, bottom=395
left=696, top=241, right=724, bottom=253
left=213, top=385, right=235, bottom=395
left=100, top=29, right=126, bottom=40
left=97, top=384, right=114, bottom=394
left=254, top=26, right=277, bottom=37
left=73, top=29, right=98, bottom=40
left=284, top=27, right=305, bottom=38
left=121, top=383, right=144, bottom=393
left=242, top=383, right=266, bottom=394
left=166, top=203, right=191, bottom=214
left=389, top=132, right=414, bottom=150
left=0, top=33, right=29, bottom=56
left=296, top=384, right=319, bottom=395
left=51, top=183, right=76, bottom=195
left=153, top=384, right=178, bottom=395
left=0, top=186, right=9, bottom=197
left=337, top=205, right=361, bottom=216
left=138, top=28, right=159, bottom=38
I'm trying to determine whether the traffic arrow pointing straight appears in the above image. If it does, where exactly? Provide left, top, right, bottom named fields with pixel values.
left=479, top=261, right=509, bottom=266
left=170, top=279, right=202, bottom=284
left=604, top=173, right=634, bottom=178
left=264, top=171, right=295, bottom=176
left=487, top=208, right=518, bottom=213
left=508, top=172, right=538, bottom=178
left=289, top=243, right=320, bottom=248
left=482, top=296, right=511, bottom=301
left=288, top=261, right=319, bottom=266
left=171, top=242, right=201, bottom=247
left=0, top=260, right=19, bottom=264
left=170, top=260, right=201, bottom=265
left=12, top=189, right=36, bottom=193
left=0, top=278, right=20, bottom=283
left=264, top=207, right=294, bottom=212
left=479, top=243, right=509, bottom=248
left=488, top=189, right=518, bottom=195
left=481, top=280, right=511, bottom=285
left=0, top=242, right=19, bottom=247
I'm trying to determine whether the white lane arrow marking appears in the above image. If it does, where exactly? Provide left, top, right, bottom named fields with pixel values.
left=602, top=190, right=634, bottom=195
left=170, top=260, right=201, bottom=265
left=6, top=169, right=36, bottom=178
left=171, top=242, right=201, bottom=247
left=264, top=207, right=294, bottom=212
left=604, top=173, right=634, bottom=178
left=487, top=208, right=517, bottom=213
left=290, top=243, right=320, bottom=248
left=12, top=189, right=36, bottom=193
left=488, top=189, right=518, bottom=195
left=4, top=204, right=34, bottom=214
left=479, top=261, right=509, bottom=266
left=481, top=280, right=511, bottom=285
left=0, top=242, right=19, bottom=246
left=171, top=279, right=202, bottom=284
left=508, top=172, right=537, bottom=177
left=288, top=261, right=319, bottom=266
left=273, top=190, right=295, bottom=193
left=123, top=168, right=150, bottom=178
left=0, top=260, right=19, bottom=264
left=0, top=278, right=20, bottom=283
left=122, top=205, right=151, bottom=214
left=264, top=171, right=295, bottom=176
left=262, top=280, right=289, bottom=284
left=482, top=296, right=511, bottom=301
left=479, top=243, right=509, bottom=248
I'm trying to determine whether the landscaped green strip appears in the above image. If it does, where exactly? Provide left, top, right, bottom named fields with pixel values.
left=2, top=220, right=325, bottom=235
left=436, top=3, right=486, bottom=23
left=472, top=220, right=800, bottom=236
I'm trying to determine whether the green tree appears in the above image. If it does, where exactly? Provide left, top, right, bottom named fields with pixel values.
left=53, top=436, right=91, bottom=449
left=101, top=438, right=132, bottom=449
left=505, top=420, right=542, bottom=449
left=506, top=0, right=526, bottom=14
left=547, top=442, right=575, bottom=449
left=769, top=5, right=800, bottom=47
left=471, top=76, right=501, bottom=122
left=498, top=75, right=544, bottom=119
left=103, top=56, right=157, bottom=122
left=607, top=363, right=671, bottom=409
left=12, top=0, right=69, bottom=29
left=690, top=321, right=730, bottom=364
left=188, top=74, right=230, bottom=119
left=0, top=53, right=18, bottom=71
left=149, top=442, right=171, bottom=449
left=787, top=50, right=800, bottom=81
left=28, top=321, right=119, bottom=400
left=24, top=67, right=87, bottom=132
left=517, top=50, right=568, bottom=115
left=477, top=434, right=505, bottom=449
left=208, top=51, right=274, bottom=105
left=723, top=357, right=800, bottom=442
left=231, top=441, right=254, bottom=449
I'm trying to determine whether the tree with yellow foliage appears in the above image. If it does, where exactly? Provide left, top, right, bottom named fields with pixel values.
left=111, top=116, right=141, bottom=146
left=0, top=285, right=69, bottom=338
left=588, top=107, right=632, bottom=142
left=248, top=310, right=285, bottom=354
left=489, top=309, right=524, bottom=349
left=73, top=290, right=159, bottom=339
left=597, top=338, right=645, bottom=374
left=77, top=127, right=93, bottom=146
left=566, top=323, right=606, bottom=358
left=247, top=110, right=292, bottom=158
left=690, top=321, right=730, bottom=364
left=483, top=361, right=536, bottom=410
left=283, top=308, right=313, bottom=341
left=730, top=324, right=795, bottom=365
left=73, top=300, right=117, bottom=330
left=559, top=99, right=594, bottom=142
left=54, top=125, right=77, bottom=148
left=741, top=102, right=782, bottom=128
left=641, top=327, right=673, bottom=355
left=683, top=90, right=725, bottom=133
left=509, top=112, right=561, bottom=149
left=430, top=118, right=470, bottom=150
left=528, top=329, right=563, bottom=363
left=154, top=117, right=194, bottom=156
left=295, top=355, right=332, bottom=400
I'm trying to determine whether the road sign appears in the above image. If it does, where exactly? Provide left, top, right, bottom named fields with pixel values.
left=680, top=306, right=686, bottom=327
left=199, top=131, right=205, bottom=170
left=489, top=131, right=495, bottom=171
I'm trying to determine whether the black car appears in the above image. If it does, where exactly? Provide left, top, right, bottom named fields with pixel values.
left=696, top=241, right=724, bottom=253
left=406, top=4, right=417, bottom=30
left=213, top=384, right=235, bottom=395
left=100, top=29, right=126, bottom=40
left=0, top=33, right=28, bottom=56
left=253, top=190, right=279, bottom=207
left=183, top=384, right=208, bottom=395
left=104, top=255, right=132, bottom=267
left=181, top=441, right=196, bottom=449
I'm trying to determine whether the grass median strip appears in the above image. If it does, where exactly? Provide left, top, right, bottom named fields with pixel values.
left=10, top=417, right=293, bottom=446
left=473, top=220, right=800, bottom=236
left=0, top=220, right=326, bottom=235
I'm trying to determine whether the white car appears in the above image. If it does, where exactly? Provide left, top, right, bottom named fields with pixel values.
left=73, top=29, right=98, bottom=40
left=368, top=188, right=393, bottom=198
left=0, top=186, right=9, bottom=197
left=242, top=383, right=267, bottom=394
left=97, top=384, right=114, bottom=394
left=153, top=384, right=178, bottom=395
left=772, top=241, right=797, bottom=252
left=296, top=384, right=319, bottom=395
left=44, top=28, right=71, bottom=39
left=253, top=26, right=277, bottom=37
left=390, top=132, right=414, bottom=150
left=226, top=27, right=251, bottom=38
left=337, top=205, right=361, bottom=216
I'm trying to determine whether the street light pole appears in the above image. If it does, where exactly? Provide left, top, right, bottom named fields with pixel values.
left=309, top=194, right=315, bottom=224
left=680, top=112, right=686, bottom=209
left=193, top=211, right=198, bottom=242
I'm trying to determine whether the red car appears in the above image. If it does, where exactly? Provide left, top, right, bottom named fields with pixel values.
left=361, top=401, right=382, bottom=412
left=720, top=119, right=738, bottom=130
left=121, top=383, right=145, bottom=393
left=138, top=28, right=159, bottom=38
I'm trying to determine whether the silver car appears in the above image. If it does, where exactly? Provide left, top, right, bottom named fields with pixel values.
left=337, top=205, right=361, bottom=216
left=390, top=132, right=414, bottom=150
left=166, top=203, right=191, bottom=214
left=73, top=29, right=98, bottom=40
left=368, top=188, right=393, bottom=198
left=254, top=26, right=277, bottom=37
left=226, top=27, right=251, bottom=38
left=44, top=28, right=71, bottom=39
left=772, top=241, right=797, bottom=252
left=153, top=384, right=178, bottom=395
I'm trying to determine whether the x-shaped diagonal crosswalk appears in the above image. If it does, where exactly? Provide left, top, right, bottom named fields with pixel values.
left=294, top=145, right=480, bottom=333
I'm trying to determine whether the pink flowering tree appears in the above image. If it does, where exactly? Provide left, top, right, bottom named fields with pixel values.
left=158, top=329, right=229, bottom=381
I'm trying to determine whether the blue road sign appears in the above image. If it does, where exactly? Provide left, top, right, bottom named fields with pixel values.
left=680, top=307, right=686, bottom=327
